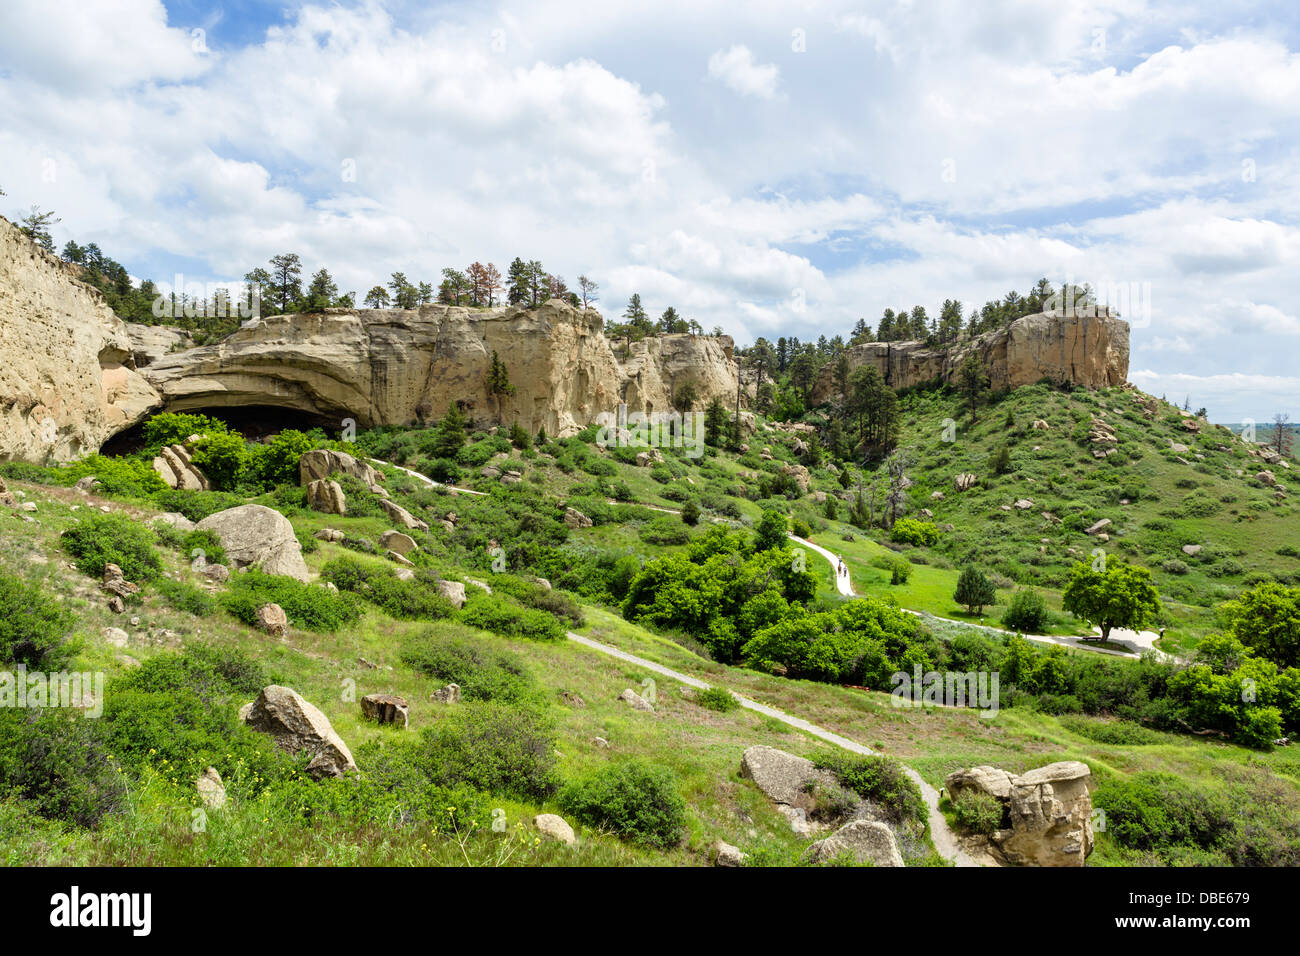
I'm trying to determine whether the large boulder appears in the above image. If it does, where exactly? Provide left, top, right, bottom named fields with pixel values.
left=564, top=507, right=593, bottom=529
left=739, top=745, right=837, bottom=809
left=945, top=765, right=1017, bottom=801
left=194, top=504, right=310, bottom=581
left=379, top=530, right=417, bottom=554
left=360, top=693, right=409, bottom=729
left=242, top=685, right=356, bottom=778
left=299, top=449, right=381, bottom=487
left=804, top=820, right=904, bottom=867
left=152, top=444, right=209, bottom=490
left=437, top=580, right=466, bottom=609
left=379, top=497, right=429, bottom=532
left=534, top=813, right=576, bottom=845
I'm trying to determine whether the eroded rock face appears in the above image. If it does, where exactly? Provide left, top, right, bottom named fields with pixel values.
left=242, top=685, right=357, bottom=778
left=946, top=760, right=1095, bottom=867
left=194, top=504, right=310, bottom=581
left=812, top=312, right=1129, bottom=404
left=299, top=449, right=380, bottom=487
left=138, top=301, right=740, bottom=438
left=0, top=215, right=160, bottom=462
left=804, top=820, right=904, bottom=867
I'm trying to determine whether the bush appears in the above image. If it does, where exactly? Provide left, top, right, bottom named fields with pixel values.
left=425, top=458, right=462, bottom=485
left=401, top=629, right=538, bottom=703
left=221, top=570, right=362, bottom=632
left=639, top=515, right=691, bottom=546
left=1092, top=772, right=1233, bottom=853
left=696, top=686, right=738, bottom=712
left=150, top=488, right=245, bottom=521
left=951, top=790, right=1003, bottom=835
left=1002, top=589, right=1048, bottom=632
left=0, top=710, right=126, bottom=827
left=814, top=753, right=927, bottom=830
left=64, top=455, right=166, bottom=497
left=190, top=431, right=249, bottom=491
left=891, top=518, right=940, bottom=547
left=458, top=593, right=565, bottom=641
left=321, top=558, right=456, bottom=622
left=419, top=702, right=557, bottom=800
left=681, top=499, right=701, bottom=526
left=181, top=528, right=228, bottom=568
left=61, top=511, right=163, bottom=582
left=141, top=412, right=227, bottom=454
left=559, top=760, right=687, bottom=849
left=0, top=572, right=73, bottom=668
left=890, top=559, right=912, bottom=585
left=155, top=577, right=217, bottom=616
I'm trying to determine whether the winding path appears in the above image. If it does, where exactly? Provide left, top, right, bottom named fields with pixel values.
left=566, top=631, right=982, bottom=867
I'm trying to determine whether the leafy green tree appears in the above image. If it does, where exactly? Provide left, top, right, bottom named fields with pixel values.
left=954, top=566, right=996, bottom=615
left=364, top=285, right=391, bottom=308
left=1221, top=582, right=1300, bottom=668
left=680, top=499, right=700, bottom=526
left=191, top=431, right=249, bottom=491
left=1062, top=562, right=1162, bottom=642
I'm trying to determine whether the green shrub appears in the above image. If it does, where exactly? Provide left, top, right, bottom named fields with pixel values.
left=191, top=431, right=249, bottom=491
left=790, top=516, right=812, bottom=538
left=61, top=512, right=163, bottom=582
left=639, top=515, right=691, bottom=546
left=951, top=790, right=1003, bottom=835
left=814, top=754, right=927, bottom=831
left=141, top=412, right=228, bottom=454
left=890, top=559, right=912, bottom=585
left=321, top=558, right=456, bottom=622
left=1002, top=589, right=1047, bottom=632
left=181, top=528, right=228, bottom=567
left=696, top=686, right=738, bottom=712
left=64, top=455, right=166, bottom=497
left=0, top=710, right=126, bottom=827
left=419, top=702, right=557, bottom=800
left=559, top=760, right=687, bottom=849
left=155, top=577, right=217, bottom=616
left=400, top=629, right=538, bottom=703
left=244, top=429, right=317, bottom=489
left=220, top=571, right=362, bottom=632
left=891, top=518, right=940, bottom=547
left=1093, top=772, right=1233, bottom=853
left=458, top=593, right=565, bottom=641
left=0, top=572, right=73, bottom=668
left=150, top=488, right=245, bottom=521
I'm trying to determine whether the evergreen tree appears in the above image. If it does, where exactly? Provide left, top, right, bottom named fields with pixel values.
left=954, top=566, right=997, bottom=615
left=430, top=403, right=467, bottom=459
left=487, top=350, right=515, bottom=423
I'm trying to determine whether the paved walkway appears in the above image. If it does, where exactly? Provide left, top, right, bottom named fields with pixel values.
left=566, top=631, right=982, bottom=866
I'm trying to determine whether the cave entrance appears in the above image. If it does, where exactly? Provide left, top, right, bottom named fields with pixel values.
left=100, top=404, right=342, bottom=457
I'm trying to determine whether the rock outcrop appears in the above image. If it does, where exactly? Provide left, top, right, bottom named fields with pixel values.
left=812, top=311, right=1129, bottom=404
left=945, top=760, right=1095, bottom=867
left=0, top=215, right=160, bottom=462
left=137, top=300, right=741, bottom=438
left=123, top=322, right=193, bottom=366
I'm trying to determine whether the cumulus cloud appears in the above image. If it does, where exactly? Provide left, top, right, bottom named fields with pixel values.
left=706, top=45, right=780, bottom=99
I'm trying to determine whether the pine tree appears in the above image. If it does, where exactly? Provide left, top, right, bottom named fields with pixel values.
left=954, top=566, right=996, bottom=615
left=487, top=351, right=515, bottom=424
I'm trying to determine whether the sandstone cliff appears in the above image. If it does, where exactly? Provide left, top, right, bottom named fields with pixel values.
left=0, top=215, right=160, bottom=463
left=811, top=311, right=1129, bottom=404
left=138, top=301, right=741, bottom=437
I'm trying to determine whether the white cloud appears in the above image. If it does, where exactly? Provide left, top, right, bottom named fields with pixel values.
left=706, top=45, right=780, bottom=99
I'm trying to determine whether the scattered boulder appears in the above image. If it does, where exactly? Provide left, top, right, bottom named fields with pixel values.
left=1013, top=499, right=1034, bottom=510
left=954, top=473, right=978, bottom=492
left=361, top=693, right=409, bottom=729
left=1084, top=518, right=1112, bottom=535
left=930, top=490, right=945, bottom=501
left=101, top=627, right=129, bottom=648
left=299, top=449, right=380, bottom=487
left=195, top=504, right=310, bottom=581
left=617, top=688, right=654, bottom=712
left=804, top=820, right=904, bottom=867
left=306, top=478, right=346, bottom=515
left=74, top=475, right=100, bottom=493
left=379, top=497, right=429, bottom=532
left=242, top=685, right=356, bottom=778
left=535, top=813, right=576, bottom=845
left=387, top=549, right=415, bottom=567
left=739, top=745, right=836, bottom=808
left=714, top=840, right=746, bottom=867
left=1257, top=470, right=1278, bottom=486
left=945, top=765, right=1016, bottom=801
left=101, top=563, right=141, bottom=600
left=314, top=528, right=345, bottom=543
left=202, top=562, right=230, bottom=584
left=564, top=507, right=593, bottom=529
left=1181, top=544, right=1203, bottom=556
left=152, top=511, right=196, bottom=532
left=430, top=683, right=461, bottom=704
left=196, top=767, right=227, bottom=810
left=436, top=580, right=466, bottom=609
left=256, top=603, right=288, bottom=637
left=1031, top=419, right=1051, bottom=430
left=379, top=530, right=417, bottom=555
left=480, top=465, right=501, bottom=479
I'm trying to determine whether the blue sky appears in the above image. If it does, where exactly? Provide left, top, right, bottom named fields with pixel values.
left=1, top=0, right=1299, bottom=423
